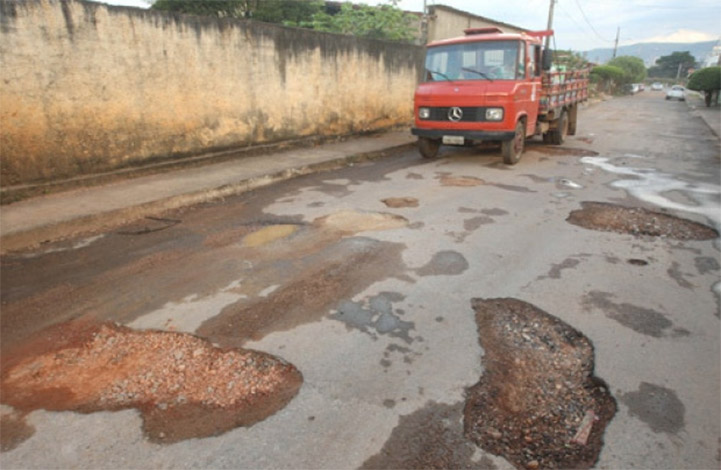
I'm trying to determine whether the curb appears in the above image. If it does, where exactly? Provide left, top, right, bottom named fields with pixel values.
left=0, top=142, right=415, bottom=254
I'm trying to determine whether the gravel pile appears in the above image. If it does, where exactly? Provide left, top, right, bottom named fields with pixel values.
left=1, top=320, right=302, bottom=443
left=567, top=201, right=718, bottom=240
left=464, top=298, right=616, bottom=469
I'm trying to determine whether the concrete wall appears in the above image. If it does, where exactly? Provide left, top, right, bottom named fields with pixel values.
left=0, top=0, right=424, bottom=185
left=427, top=5, right=527, bottom=43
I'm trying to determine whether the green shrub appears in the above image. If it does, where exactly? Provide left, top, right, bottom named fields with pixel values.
left=687, top=67, right=721, bottom=107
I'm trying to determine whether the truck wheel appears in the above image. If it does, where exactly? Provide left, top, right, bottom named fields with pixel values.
left=418, top=137, right=440, bottom=159
left=502, top=120, right=525, bottom=165
left=548, top=110, right=568, bottom=145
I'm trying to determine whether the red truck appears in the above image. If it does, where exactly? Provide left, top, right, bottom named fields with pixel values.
left=412, top=27, right=588, bottom=164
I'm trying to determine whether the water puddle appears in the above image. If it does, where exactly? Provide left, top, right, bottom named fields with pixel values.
left=0, top=320, right=302, bottom=444
left=567, top=201, right=718, bottom=240
left=581, top=156, right=721, bottom=228
left=330, top=292, right=415, bottom=344
left=416, top=251, right=469, bottom=276
left=464, top=298, right=616, bottom=470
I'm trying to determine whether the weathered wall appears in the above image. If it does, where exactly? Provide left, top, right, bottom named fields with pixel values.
left=0, top=0, right=424, bottom=185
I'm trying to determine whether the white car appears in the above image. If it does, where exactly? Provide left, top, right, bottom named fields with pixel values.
left=666, top=85, right=685, bottom=101
left=651, top=82, right=663, bottom=91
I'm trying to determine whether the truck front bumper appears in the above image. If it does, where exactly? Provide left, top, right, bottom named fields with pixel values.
left=411, top=128, right=516, bottom=141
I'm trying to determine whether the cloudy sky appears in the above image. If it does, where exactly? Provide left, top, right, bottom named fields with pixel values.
left=101, top=0, right=720, bottom=51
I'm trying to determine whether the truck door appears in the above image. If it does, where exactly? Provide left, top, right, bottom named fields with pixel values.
left=515, top=42, right=538, bottom=137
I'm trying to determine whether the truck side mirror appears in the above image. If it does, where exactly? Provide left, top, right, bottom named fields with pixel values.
left=542, top=49, right=552, bottom=71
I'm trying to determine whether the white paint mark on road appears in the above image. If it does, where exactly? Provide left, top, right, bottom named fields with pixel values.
left=19, top=235, right=106, bottom=258
left=581, top=156, right=721, bottom=228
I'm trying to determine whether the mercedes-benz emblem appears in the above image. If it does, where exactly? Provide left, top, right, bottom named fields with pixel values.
left=448, top=107, right=463, bottom=122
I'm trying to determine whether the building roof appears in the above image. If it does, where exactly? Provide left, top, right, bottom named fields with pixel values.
left=428, top=4, right=529, bottom=33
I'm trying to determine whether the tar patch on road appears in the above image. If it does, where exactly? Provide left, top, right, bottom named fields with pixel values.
left=416, top=250, right=469, bottom=277
left=582, top=291, right=690, bottom=338
left=0, top=319, right=302, bottom=445
left=464, top=298, right=616, bottom=470
left=567, top=202, right=719, bottom=240
left=361, top=401, right=495, bottom=470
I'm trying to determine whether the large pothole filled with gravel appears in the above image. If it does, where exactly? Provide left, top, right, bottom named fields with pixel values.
left=464, top=298, right=616, bottom=470
left=0, top=320, right=302, bottom=445
left=567, top=201, right=718, bottom=240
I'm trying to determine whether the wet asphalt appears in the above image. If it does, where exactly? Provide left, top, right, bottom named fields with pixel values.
left=1, top=92, right=720, bottom=469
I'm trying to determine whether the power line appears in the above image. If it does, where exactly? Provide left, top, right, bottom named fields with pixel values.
left=572, top=0, right=615, bottom=43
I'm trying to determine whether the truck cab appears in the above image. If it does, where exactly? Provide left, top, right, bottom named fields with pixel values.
left=412, top=27, right=584, bottom=164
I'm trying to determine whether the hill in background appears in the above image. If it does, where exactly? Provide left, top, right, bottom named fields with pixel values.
left=583, top=40, right=718, bottom=66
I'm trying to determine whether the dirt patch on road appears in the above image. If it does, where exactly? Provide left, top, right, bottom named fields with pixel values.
left=567, top=202, right=718, bottom=240
left=464, top=298, right=616, bottom=470
left=527, top=145, right=600, bottom=157
left=0, top=320, right=302, bottom=445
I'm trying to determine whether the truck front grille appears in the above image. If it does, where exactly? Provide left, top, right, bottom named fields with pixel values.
left=428, top=107, right=489, bottom=122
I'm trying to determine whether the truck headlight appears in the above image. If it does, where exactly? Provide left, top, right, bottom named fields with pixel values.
left=418, top=107, right=431, bottom=119
left=485, top=108, right=503, bottom=121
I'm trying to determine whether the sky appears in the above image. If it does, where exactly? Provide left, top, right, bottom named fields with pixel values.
left=100, top=0, right=720, bottom=51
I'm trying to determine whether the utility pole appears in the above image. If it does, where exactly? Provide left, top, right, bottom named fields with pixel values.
left=420, top=0, right=428, bottom=44
left=544, top=0, right=555, bottom=50
left=612, top=27, right=620, bottom=58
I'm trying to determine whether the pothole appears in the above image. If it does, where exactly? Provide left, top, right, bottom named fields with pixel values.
left=381, top=197, right=419, bottom=208
left=0, top=320, right=302, bottom=444
left=242, top=224, right=298, bottom=247
left=313, top=210, right=408, bottom=234
left=627, top=259, right=649, bottom=266
left=464, top=298, right=616, bottom=470
left=567, top=202, right=718, bottom=240
left=116, top=216, right=181, bottom=235
left=440, top=176, right=486, bottom=187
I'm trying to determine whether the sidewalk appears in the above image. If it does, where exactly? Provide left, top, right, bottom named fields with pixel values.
left=0, top=130, right=416, bottom=254
left=686, top=92, right=721, bottom=138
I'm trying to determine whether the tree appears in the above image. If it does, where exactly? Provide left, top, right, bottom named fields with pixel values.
left=251, top=0, right=324, bottom=27
left=151, top=0, right=248, bottom=18
left=687, top=66, right=721, bottom=107
left=310, top=1, right=416, bottom=43
left=648, top=51, right=697, bottom=79
left=607, top=56, right=647, bottom=84
left=590, top=65, right=624, bottom=93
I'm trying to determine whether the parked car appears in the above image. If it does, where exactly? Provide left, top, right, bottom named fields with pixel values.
left=666, top=85, right=685, bottom=101
left=651, top=82, right=664, bottom=91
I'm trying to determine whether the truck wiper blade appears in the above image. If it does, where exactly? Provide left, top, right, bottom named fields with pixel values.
left=461, top=67, right=494, bottom=82
left=426, top=68, right=453, bottom=82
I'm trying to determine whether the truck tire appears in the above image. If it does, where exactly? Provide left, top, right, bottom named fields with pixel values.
left=502, top=120, right=525, bottom=165
left=548, top=110, right=568, bottom=145
left=418, top=137, right=440, bottom=159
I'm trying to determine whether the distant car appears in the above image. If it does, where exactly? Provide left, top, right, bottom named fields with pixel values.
left=651, top=82, right=663, bottom=91
left=625, top=83, right=641, bottom=94
left=666, top=85, right=685, bottom=101
left=638, top=83, right=645, bottom=91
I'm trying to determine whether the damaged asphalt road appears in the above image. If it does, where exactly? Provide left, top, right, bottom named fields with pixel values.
left=1, top=93, right=720, bottom=469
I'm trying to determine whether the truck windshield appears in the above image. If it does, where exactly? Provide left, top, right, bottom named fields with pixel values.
left=425, top=40, right=521, bottom=82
